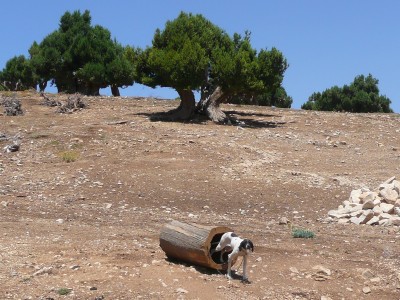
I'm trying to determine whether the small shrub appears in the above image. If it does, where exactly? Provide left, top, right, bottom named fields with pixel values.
left=60, top=150, right=79, bottom=163
left=292, top=228, right=315, bottom=239
left=57, top=288, right=72, bottom=296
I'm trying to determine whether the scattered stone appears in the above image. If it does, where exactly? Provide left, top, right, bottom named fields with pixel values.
left=380, top=203, right=394, bottom=214
left=56, top=219, right=64, bottom=224
left=312, top=265, right=331, bottom=281
left=370, top=277, right=381, bottom=284
left=33, top=266, right=53, bottom=276
left=361, top=269, right=374, bottom=279
left=312, top=265, right=332, bottom=276
left=380, top=188, right=399, bottom=203
left=362, top=200, right=374, bottom=210
left=176, top=288, right=188, bottom=294
left=362, top=286, right=371, bottom=294
left=366, top=216, right=380, bottom=225
left=278, top=217, right=290, bottom=225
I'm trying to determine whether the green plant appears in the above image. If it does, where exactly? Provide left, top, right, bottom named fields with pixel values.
left=60, top=150, right=79, bottom=163
left=29, top=10, right=134, bottom=96
left=292, top=228, right=315, bottom=239
left=48, top=140, right=60, bottom=147
left=136, top=12, right=288, bottom=121
left=301, top=74, right=393, bottom=113
left=57, top=288, right=72, bottom=296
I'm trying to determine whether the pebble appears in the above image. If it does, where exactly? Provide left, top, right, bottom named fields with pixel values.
left=33, top=266, right=53, bottom=276
left=176, top=288, right=188, bottom=294
left=362, top=286, right=371, bottom=294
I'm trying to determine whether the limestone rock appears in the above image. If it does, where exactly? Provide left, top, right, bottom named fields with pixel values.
left=359, top=191, right=377, bottom=203
left=278, top=217, right=290, bottom=225
left=328, top=176, right=400, bottom=226
left=33, top=266, right=53, bottom=276
left=380, top=188, right=398, bottom=203
left=382, top=176, right=396, bottom=185
left=362, top=286, right=371, bottom=294
left=349, top=189, right=362, bottom=203
left=360, top=268, right=374, bottom=279
left=366, top=216, right=380, bottom=225
left=393, top=180, right=400, bottom=193
left=380, top=203, right=394, bottom=214
left=362, top=200, right=374, bottom=210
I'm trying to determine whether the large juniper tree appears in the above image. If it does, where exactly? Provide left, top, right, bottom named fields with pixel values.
left=197, top=33, right=289, bottom=121
left=29, top=10, right=135, bottom=96
left=136, top=12, right=289, bottom=122
left=0, top=55, right=36, bottom=91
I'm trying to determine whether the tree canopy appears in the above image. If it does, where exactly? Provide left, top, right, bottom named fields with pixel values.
left=135, top=12, right=289, bottom=121
left=301, top=74, right=393, bottom=113
left=29, top=10, right=135, bottom=96
left=0, top=55, right=36, bottom=91
left=229, top=86, right=293, bottom=108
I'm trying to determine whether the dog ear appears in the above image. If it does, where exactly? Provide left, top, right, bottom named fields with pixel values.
left=250, top=240, right=254, bottom=252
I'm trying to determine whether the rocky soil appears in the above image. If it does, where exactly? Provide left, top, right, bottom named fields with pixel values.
left=1, top=91, right=400, bottom=299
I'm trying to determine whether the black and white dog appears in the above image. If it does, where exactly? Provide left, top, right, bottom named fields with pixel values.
left=214, top=232, right=254, bottom=281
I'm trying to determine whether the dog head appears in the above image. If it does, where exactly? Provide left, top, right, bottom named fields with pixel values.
left=239, top=239, right=254, bottom=254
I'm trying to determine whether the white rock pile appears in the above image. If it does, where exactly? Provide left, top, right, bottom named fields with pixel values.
left=328, top=176, right=400, bottom=226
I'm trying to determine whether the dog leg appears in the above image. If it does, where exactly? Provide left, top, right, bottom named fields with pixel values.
left=226, top=256, right=232, bottom=279
left=242, top=256, right=248, bottom=281
left=219, top=248, right=225, bottom=263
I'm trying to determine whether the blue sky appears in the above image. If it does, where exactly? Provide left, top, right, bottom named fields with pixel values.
left=1, top=1, right=399, bottom=112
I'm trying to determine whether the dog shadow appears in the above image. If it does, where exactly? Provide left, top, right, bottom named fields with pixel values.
left=164, top=257, right=251, bottom=284
left=164, top=257, right=219, bottom=275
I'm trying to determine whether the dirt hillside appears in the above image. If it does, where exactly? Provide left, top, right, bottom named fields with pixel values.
left=1, top=91, right=400, bottom=299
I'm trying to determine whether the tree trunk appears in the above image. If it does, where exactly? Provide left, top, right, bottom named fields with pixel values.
left=166, top=89, right=195, bottom=120
left=111, top=85, right=120, bottom=97
left=39, top=80, right=47, bottom=92
left=160, top=220, right=234, bottom=270
left=196, top=86, right=230, bottom=123
left=78, top=83, right=100, bottom=96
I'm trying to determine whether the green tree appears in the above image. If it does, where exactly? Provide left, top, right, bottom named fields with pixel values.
left=29, top=10, right=134, bottom=96
left=136, top=12, right=231, bottom=120
left=302, top=74, right=393, bottom=113
left=0, top=55, right=36, bottom=90
left=229, top=86, right=293, bottom=108
left=136, top=12, right=289, bottom=122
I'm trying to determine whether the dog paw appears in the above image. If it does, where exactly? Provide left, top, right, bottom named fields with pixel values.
left=241, top=277, right=250, bottom=283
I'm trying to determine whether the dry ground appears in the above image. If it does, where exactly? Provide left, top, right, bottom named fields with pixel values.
left=1, top=91, right=400, bottom=300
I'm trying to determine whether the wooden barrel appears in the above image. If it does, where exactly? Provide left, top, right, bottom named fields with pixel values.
left=159, top=220, right=233, bottom=270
